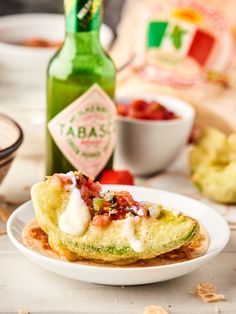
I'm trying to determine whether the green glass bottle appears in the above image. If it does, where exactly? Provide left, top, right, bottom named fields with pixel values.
left=47, top=0, right=116, bottom=178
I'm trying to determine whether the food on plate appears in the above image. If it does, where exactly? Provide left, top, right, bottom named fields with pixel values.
left=23, top=219, right=208, bottom=267
left=99, top=169, right=134, bottom=185
left=26, top=171, right=201, bottom=265
left=21, top=38, right=62, bottom=48
left=189, top=127, right=236, bottom=204
left=117, top=99, right=178, bottom=121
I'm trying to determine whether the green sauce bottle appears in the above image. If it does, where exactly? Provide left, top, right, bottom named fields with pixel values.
left=47, top=0, right=116, bottom=178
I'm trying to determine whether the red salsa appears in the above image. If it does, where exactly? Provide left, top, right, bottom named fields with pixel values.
left=117, top=99, right=178, bottom=121
left=21, top=38, right=62, bottom=48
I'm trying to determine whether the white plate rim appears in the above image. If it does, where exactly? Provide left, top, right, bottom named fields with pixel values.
left=7, top=185, right=230, bottom=273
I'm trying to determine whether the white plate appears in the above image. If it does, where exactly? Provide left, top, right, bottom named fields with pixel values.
left=7, top=185, right=230, bottom=286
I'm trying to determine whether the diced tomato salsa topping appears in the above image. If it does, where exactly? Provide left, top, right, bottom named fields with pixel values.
left=91, top=190, right=151, bottom=226
left=91, top=214, right=111, bottom=227
left=49, top=172, right=101, bottom=207
left=117, top=99, right=178, bottom=121
left=49, top=172, right=161, bottom=228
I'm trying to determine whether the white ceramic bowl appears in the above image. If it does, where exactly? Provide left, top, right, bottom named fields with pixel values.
left=7, top=185, right=229, bottom=286
left=115, top=94, right=195, bottom=176
left=0, top=13, right=114, bottom=87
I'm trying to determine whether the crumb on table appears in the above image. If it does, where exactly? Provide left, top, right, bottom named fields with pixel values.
left=194, top=282, right=225, bottom=303
left=18, top=310, right=30, bottom=314
left=144, top=305, right=169, bottom=314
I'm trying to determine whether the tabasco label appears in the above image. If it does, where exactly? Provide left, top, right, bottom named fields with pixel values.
left=48, top=84, right=116, bottom=178
left=134, top=0, right=233, bottom=87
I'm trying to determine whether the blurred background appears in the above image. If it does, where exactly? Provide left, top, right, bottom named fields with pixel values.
left=0, top=0, right=125, bottom=33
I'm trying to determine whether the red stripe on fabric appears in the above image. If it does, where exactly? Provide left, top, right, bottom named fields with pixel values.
left=188, top=29, right=215, bottom=67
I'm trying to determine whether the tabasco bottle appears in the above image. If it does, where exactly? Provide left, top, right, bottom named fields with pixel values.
left=46, top=0, right=116, bottom=178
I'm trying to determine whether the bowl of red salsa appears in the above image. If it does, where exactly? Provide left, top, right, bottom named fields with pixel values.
left=115, top=94, right=195, bottom=176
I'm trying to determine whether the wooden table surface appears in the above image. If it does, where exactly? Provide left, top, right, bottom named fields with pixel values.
left=0, top=153, right=235, bottom=314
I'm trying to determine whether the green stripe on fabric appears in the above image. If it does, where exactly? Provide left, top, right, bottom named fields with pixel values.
left=147, top=21, right=168, bottom=48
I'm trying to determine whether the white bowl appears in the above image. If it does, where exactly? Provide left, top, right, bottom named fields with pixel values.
left=7, top=185, right=229, bottom=286
left=115, top=94, right=195, bottom=176
left=0, top=13, right=114, bottom=87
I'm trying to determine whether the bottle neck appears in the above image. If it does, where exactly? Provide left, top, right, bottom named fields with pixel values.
left=64, top=0, right=102, bottom=33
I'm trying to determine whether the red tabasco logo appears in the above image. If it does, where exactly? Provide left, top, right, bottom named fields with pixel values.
left=134, top=0, right=233, bottom=87
left=48, top=84, right=116, bottom=178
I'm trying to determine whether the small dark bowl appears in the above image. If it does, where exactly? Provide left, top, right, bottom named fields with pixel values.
left=0, top=114, right=23, bottom=184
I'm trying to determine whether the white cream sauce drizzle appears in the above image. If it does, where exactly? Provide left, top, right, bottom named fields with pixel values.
left=58, top=172, right=91, bottom=236
left=122, top=217, right=143, bottom=252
